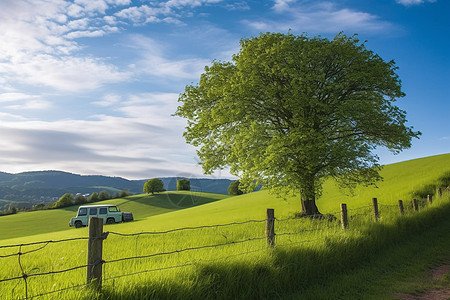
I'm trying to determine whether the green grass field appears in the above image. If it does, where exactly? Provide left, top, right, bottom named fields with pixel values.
left=0, top=153, right=449, bottom=299
left=0, top=191, right=229, bottom=240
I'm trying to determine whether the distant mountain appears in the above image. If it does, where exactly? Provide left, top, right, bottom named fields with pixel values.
left=0, top=170, right=234, bottom=209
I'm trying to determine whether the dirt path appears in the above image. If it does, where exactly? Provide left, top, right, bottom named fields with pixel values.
left=395, top=265, right=450, bottom=300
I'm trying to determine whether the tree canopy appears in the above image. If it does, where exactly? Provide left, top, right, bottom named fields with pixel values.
left=177, top=179, right=191, bottom=191
left=175, top=32, right=420, bottom=215
left=228, top=180, right=244, bottom=196
left=54, top=193, right=74, bottom=208
left=143, top=178, right=165, bottom=195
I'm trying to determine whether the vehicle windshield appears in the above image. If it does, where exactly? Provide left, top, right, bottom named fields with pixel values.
left=78, top=208, right=87, bottom=216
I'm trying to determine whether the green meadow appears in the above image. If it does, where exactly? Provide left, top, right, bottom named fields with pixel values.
left=0, top=153, right=449, bottom=299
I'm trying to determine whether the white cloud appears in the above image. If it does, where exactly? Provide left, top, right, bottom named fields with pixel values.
left=0, top=54, right=130, bottom=91
left=114, top=5, right=163, bottom=24
left=224, top=1, right=250, bottom=11
left=272, top=0, right=296, bottom=12
left=0, top=0, right=132, bottom=92
left=6, top=100, right=51, bottom=110
left=128, top=35, right=210, bottom=80
left=396, top=0, right=436, bottom=6
left=245, top=1, right=393, bottom=33
left=93, top=94, right=122, bottom=107
left=0, top=93, right=40, bottom=103
left=0, top=91, right=202, bottom=179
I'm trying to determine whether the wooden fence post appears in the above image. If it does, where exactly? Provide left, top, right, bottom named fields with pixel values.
left=427, top=194, right=433, bottom=204
left=266, top=209, right=275, bottom=247
left=340, top=203, right=348, bottom=230
left=372, top=198, right=379, bottom=221
left=412, top=199, right=418, bottom=212
left=398, top=200, right=404, bottom=215
left=87, top=217, right=105, bottom=291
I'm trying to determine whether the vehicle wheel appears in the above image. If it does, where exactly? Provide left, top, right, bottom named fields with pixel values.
left=75, top=221, right=82, bottom=228
left=106, top=218, right=115, bottom=225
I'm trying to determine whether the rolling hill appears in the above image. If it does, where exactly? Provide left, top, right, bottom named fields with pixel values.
left=0, top=171, right=234, bottom=209
left=0, top=153, right=448, bottom=243
left=0, top=154, right=449, bottom=300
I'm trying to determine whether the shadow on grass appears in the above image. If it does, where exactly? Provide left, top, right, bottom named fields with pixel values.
left=119, top=193, right=225, bottom=210
left=60, top=192, right=224, bottom=214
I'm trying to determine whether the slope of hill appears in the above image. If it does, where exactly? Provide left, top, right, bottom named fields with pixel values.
left=0, top=154, right=448, bottom=300
left=1, top=154, right=448, bottom=243
left=0, top=191, right=229, bottom=240
left=0, top=171, right=234, bottom=209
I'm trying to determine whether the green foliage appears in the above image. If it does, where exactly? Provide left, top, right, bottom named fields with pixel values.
left=228, top=180, right=243, bottom=195
left=0, top=206, right=17, bottom=216
left=143, top=178, right=165, bottom=195
left=412, top=184, right=436, bottom=199
left=116, top=190, right=133, bottom=198
left=177, top=179, right=191, bottom=191
left=411, top=171, right=450, bottom=199
left=437, top=171, right=450, bottom=188
left=74, top=194, right=87, bottom=205
left=54, top=193, right=74, bottom=208
left=98, top=190, right=111, bottom=201
left=33, top=203, right=46, bottom=210
left=175, top=32, right=421, bottom=214
left=88, top=192, right=99, bottom=202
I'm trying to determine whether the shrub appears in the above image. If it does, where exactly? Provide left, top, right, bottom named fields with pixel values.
left=177, top=179, right=191, bottom=191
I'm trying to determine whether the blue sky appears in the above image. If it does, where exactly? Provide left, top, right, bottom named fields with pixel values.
left=0, top=0, right=448, bottom=180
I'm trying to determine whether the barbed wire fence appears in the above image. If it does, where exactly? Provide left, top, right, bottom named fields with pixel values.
left=0, top=192, right=446, bottom=299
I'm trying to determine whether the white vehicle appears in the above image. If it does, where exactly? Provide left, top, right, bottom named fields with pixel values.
left=69, top=204, right=133, bottom=228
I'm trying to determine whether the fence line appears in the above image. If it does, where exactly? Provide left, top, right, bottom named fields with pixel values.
left=0, top=236, right=89, bottom=250
left=108, top=219, right=267, bottom=238
left=1, top=193, right=443, bottom=299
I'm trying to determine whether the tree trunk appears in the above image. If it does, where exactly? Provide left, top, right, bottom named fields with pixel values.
left=301, top=199, right=321, bottom=216
left=299, top=172, right=322, bottom=216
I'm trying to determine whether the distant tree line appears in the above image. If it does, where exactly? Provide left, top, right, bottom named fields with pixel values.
left=49, top=190, right=133, bottom=209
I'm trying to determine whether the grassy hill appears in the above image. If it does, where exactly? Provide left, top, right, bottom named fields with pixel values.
left=115, top=153, right=450, bottom=232
left=0, top=154, right=449, bottom=299
left=0, top=171, right=234, bottom=210
left=0, top=192, right=229, bottom=240
left=0, top=154, right=448, bottom=242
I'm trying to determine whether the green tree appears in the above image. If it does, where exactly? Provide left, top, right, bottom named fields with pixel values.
left=88, top=192, right=99, bottom=203
left=116, top=190, right=133, bottom=198
left=228, top=180, right=244, bottom=196
left=98, top=190, right=111, bottom=201
left=175, top=32, right=420, bottom=216
left=143, top=178, right=165, bottom=195
left=33, top=203, right=46, bottom=210
left=177, top=179, right=191, bottom=191
left=74, top=194, right=87, bottom=205
left=8, top=205, right=17, bottom=215
left=55, top=193, right=74, bottom=208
